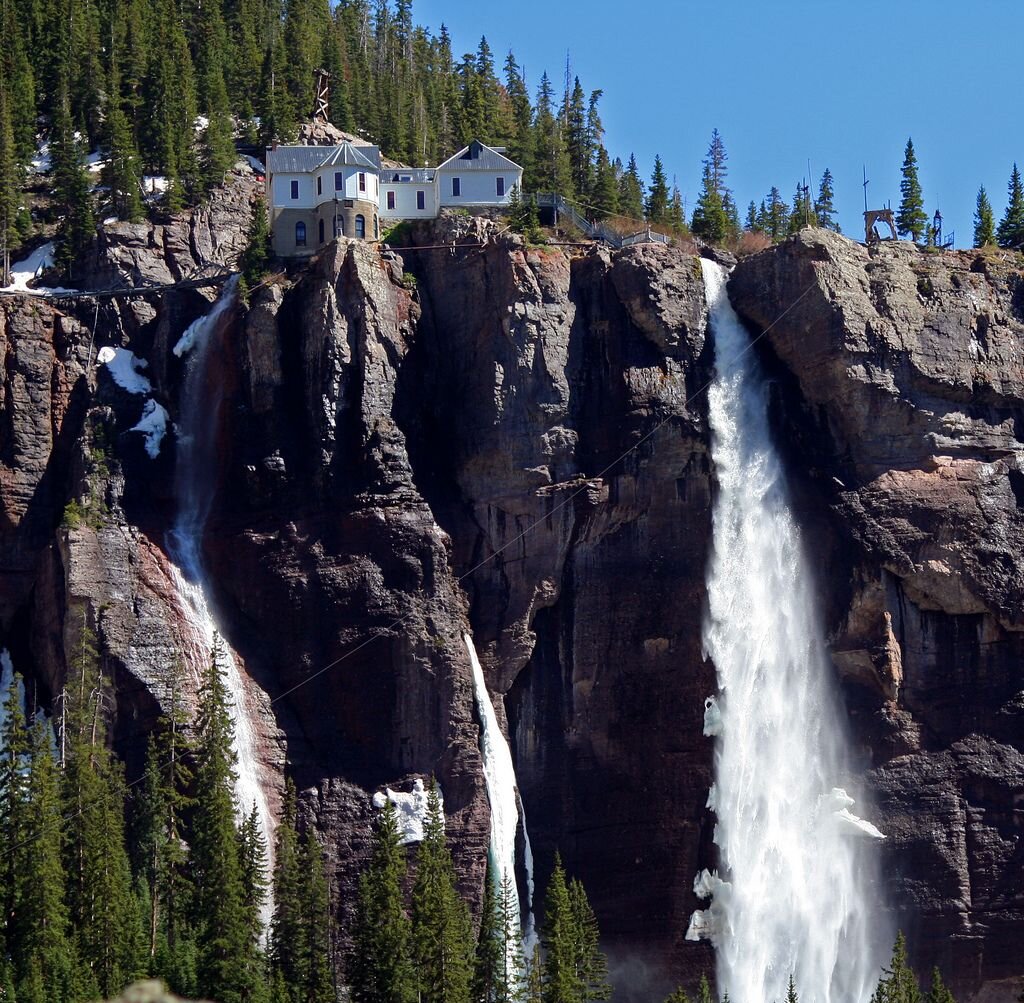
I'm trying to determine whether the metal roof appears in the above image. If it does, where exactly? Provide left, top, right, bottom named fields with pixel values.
left=382, top=168, right=435, bottom=184
left=266, top=141, right=381, bottom=174
left=436, top=140, right=521, bottom=173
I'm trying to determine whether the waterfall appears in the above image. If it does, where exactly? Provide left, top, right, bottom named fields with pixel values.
left=464, top=634, right=536, bottom=952
left=167, top=277, right=275, bottom=927
left=689, top=259, right=885, bottom=1003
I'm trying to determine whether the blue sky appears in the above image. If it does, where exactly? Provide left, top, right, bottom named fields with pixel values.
left=412, top=0, right=1024, bottom=243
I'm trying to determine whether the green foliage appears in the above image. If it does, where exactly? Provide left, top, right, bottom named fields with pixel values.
left=897, top=138, right=927, bottom=243
left=411, top=780, right=474, bottom=1003
left=815, top=168, right=840, bottom=232
left=645, top=155, right=671, bottom=225
left=870, top=932, right=923, bottom=1003
left=997, top=164, right=1024, bottom=249
left=664, top=988, right=691, bottom=1003
left=925, top=967, right=956, bottom=1003
left=692, top=165, right=727, bottom=244
left=763, top=186, right=790, bottom=242
left=240, top=196, right=272, bottom=287
left=974, top=185, right=995, bottom=247
left=618, top=154, right=645, bottom=222
left=349, top=798, right=416, bottom=1003
left=698, top=974, right=713, bottom=1003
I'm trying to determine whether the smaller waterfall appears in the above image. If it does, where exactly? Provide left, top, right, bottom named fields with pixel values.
left=167, top=277, right=274, bottom=929
left=464, top=634, right=536, bottom=949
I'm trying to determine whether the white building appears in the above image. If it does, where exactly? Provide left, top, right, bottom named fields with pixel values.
left=266, top=139, right=523, bottom=257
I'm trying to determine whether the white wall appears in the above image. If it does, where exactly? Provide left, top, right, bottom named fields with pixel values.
left=437, top=169, right=522, bottom=206
left=271, top=173, right=317, bottom=209
left=379, top=184, right=438, bottom=220
left=312, top=166, right=379, bottom=205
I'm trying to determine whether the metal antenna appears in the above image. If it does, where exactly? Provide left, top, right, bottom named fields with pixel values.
left=863, top=165, right=869, bottom=213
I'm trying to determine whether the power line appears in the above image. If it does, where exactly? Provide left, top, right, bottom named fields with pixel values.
left=1, top=258, right=820, bottom=862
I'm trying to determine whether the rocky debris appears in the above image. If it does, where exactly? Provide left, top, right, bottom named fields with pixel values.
left=105, top=981, right=210, bottom=1003
left=731, top=230, right=1024, bottom=997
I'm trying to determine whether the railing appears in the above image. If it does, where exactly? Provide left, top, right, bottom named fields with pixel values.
left=532, top=193, right=672, bottom=249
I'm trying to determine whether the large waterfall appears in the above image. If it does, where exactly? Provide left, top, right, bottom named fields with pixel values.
left=464, top=634, right=536, bottom=951
left=689, top=259, right=885, bottom=1003
left=167, top=277, right=275, bottom=925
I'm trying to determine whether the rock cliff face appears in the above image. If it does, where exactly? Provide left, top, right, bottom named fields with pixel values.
left=1, top=204, right=1022, bottom=1002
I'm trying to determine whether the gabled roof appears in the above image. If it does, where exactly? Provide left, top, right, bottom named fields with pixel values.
left=435, top=140, right=521, bottom=172
left=266, top=141, right=381, bottom=174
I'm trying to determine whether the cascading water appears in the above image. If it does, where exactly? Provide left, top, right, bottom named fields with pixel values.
left=464, top=634, right=537, bottom=952
left=167, top=277, right=275, bottom=926
left=688, top=259, right=886, bottom=1003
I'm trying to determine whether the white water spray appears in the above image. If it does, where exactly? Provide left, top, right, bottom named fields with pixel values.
left=464, top=634, right=537, bottom=952
left=167, top=277, right=275, bottom=927
left=689, top=259, right=884, bottom=1003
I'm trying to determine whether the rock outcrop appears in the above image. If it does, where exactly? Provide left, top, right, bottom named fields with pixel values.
left=730, top=230, right=1024, bottom=998
left=0, top=210, right=1022, bottom=1003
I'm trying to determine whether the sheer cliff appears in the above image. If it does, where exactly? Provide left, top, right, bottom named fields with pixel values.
left=1, top=204, right=1022, bottom=1001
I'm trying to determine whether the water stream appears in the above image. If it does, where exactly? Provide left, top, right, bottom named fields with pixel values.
left=465, top=633, right=537, bottom=953
left=167, top=277, right=274, bottom=927
left=688, top=259, right=885, bottom=1003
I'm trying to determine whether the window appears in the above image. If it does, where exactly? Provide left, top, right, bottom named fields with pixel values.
left=334, top=171, right=344, bottom=191
left=290, top=179, right=299, bottom=200
left=334, top=214, right=344, bottom=238
left=416, top=190, right=425, bottom=210
left=386, top=190, right=396, bottom=210
left=318, top=219, right=325, bottom=244
left=451, top=177, right=461, bottom=197
left=374, top=215, right=379, bottom=238
left=317, top=175, right=322, bottom=196
left=496, top=177, right=505, bottom=197
left=355, top=214, right=365, bottom=238
left=295, top=221, right=306, bottom=246
left=358, top=172, right=366, bottom=193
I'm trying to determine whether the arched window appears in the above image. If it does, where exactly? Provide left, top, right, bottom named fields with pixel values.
left=333, top=214, right=344, bottom=238
left=295, top=221, right=306, bottom=247
left=318, top=218, right=325, bottom=244
left=355, top=214, right=365, bottom=238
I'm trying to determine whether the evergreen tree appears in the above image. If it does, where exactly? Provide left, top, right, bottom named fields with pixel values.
left=973, top=185, right=995, bottom=247
left=238, top=802, right=269, bottom=951
left=271, top=778, right=304, bottom=990
left=591, top=148, right=618, bottom=220
left=411, top=780, right=474, bottom=1003
left=788, top=180, right=813, bottom=234
left=529, top=72, right=571, bottom=196
left=897, top=138, right=927, bottom=243
left=191, top=639, right=260, bottom=1003
left=787, top=974, right=800, bottom=1003
left=691, top=164, right=727, bottom=244
left=51, top=82, right=95, bottom=274
left=349, top=798, right=416, bottom=1003
left=745, top=200, right=759, bottom=232
left=870, top=932, right=922, bottom=1003
left=764, top=186, right=790, bottom=242
left=0, top=84, right=21, bottom=284
left=645, top=155, right=670, bottom=225
left=697, top=974, right=713, bottom=1003
left=997, top=164, right=1024, bottom=249
left=815, top=168, right=840, bottom=231
left=564, top=77, right=592, bottom=198
left=297, top=830, right=336, bottom=1003
left=668, top=184, right=687, bottom=234
left=541, top=854, right=577, bottom=1003
left=925, top=968, right=956, bottom=1003
left=474, top=857, right=505, bottom=1003
left=567, top=878, right=610, bottom=1003
left=664, top=990, right=691, bottom=1003
left=61, top=617, right=140, bottom=997
left=503, top=52, right=533, bottom=183
left=617, top=153, right=644, bottom=221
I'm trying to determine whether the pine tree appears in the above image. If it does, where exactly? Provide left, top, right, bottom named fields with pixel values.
left=788, top=180, right=813, bottom=234
left=897, top=138, right=927, bottom=243
left=925, top=968, right=956, bottom=1003
left=297, top=830, right=335, bottom=1003
left=997, top=164, right=1024, bottom=249
left=411, top=779, right=474, bottom=1003
left=191, top=638, right=259, bottom=1003
left=973, top=185, right=995, bottom=247
left=349, top=798, right=416, bottom=1003
left=645, top=155, right=670, bottom=225
left=104, top=92, right=144, bottom=222
left=238, top=802, right=269, bottom=950
left=787, top=974, right=800, bottom=1003
left=691, top=164, right=727, bottom=244
left=474, top=857, right=505, bottom=1003
left=503, top=52, right=533, bottom=183
left=870, top=932, right=922, bottom=1003
left=0, top=84, right=21, bottom=284
left=568, top=878, right=610, bottom=1003
left=764, top=186, right=790, bottom=242
left=617, top=154, right=644, bottom=222
left=697, top=974, right=713, bottom=1003
left=815, top=168, right=840, bottom=231
left=664, top=990, right=691, bottom=1003
left=530, top=73, right=571, bottom=196
left=591, top=148, right=618, bottom=220
left=565, top=77, right=591, bottom=198
left=51, top=81, right=95, bottom=274
left=61, top=616, right=140, bottom=997
left=270, top=778, right=304, bottom=990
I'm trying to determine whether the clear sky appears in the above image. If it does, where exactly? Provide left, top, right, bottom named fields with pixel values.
left=411, top=0, right=1024, bottom=244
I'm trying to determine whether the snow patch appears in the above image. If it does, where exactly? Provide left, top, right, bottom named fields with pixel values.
left=824, top=787, right=885, bottom=839
left=4, top=241, right=54, bottom=290
left=98, top=346, right=152, bottom=394
left=31, top=141, right=50, bottom=173
left=143, top=175, right=169, bottom=194
left=131, top=399, right=170, bottom=458
left=372, top=778, right=441, bottom=844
